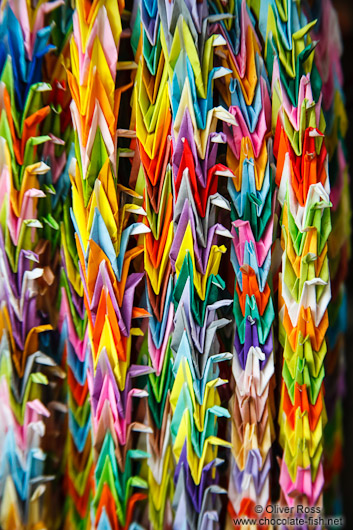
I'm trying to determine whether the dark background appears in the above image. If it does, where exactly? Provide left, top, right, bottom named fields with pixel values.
left=333, top=0, right=353, bottom=525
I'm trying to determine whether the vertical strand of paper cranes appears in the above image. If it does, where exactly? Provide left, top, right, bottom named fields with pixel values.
left=133, top=1, right=175, bottom=527
left=67, top=0, right=153, bottom=528
left=0, top=0, right=72, bottom=528
left=250, top=0, right=332, bottom=511
left=209, top=0, right=277, bottom=524
left=158, top=0, right=241, bottom=526
left=309, top=0, right=351, bottom=513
